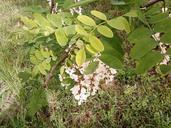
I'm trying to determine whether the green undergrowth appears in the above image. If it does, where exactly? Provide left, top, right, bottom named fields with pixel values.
left=1, top=75, right=171, bottom=128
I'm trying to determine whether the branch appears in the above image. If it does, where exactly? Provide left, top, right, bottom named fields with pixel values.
left=50, top=0, right=56, bottom=13
left=43, top=41, right=76, bottom=88
left=43, top=51, right=68, bottom=88
left=140, top=0, right=164, bottom=9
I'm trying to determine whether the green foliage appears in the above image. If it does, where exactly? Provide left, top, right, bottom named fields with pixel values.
left=27, top=88, right=48, bottom=117
left=55, top=29, right=68, bottom=46
left=89, top=35, right=104, bottom=52
left=21, top=6, right=131, bottom=77
left=136, top=51, right=163, bottom=74
left=76, top=48, right=86, bottom=66
left=77, top=15, right=96, bottom=26
left=160, top=64, right=171, bottom=75
left=107, top=16, right=130, bottom=33
left=84, top=61, right=99, bottom=75
left=100, top=54, right=123, bottom=69
left=91, top=10, right=107, bottom=20
left=130, top=38, right=157, bottom=60
left=30, top=48, right=56, bottom=75
left=97, top=25, right=113, bottom=38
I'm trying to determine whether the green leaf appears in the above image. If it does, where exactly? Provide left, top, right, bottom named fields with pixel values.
left=84, top=61, right=99, bottom=75
left=55, top=29, right=68, bottom=46
left=35, top=50, right=44, bottom=60
left=30, top=55, right=39, bottom=65
left=76, top=48, right=86, bottom=66
left=160, top=64, right=171, bottom=75
left=107, top=16, right=130, bottom=33
left=27, top=88, right=47, bottom=117
left=148, top=13, right=169, bottom=24
left=97, top=25, right=113, bottom=38
left=160, top=32, right=171, bottom=44
left=24, top=6, right=48, bottom=13
left=47, top=14, right=62, bottom=28
left=33, top=13, right=51, bottom=27
left=40, top=49, right=50, bottom=58
left=77, top=15, right=96, bottom=26
left=136, top=51, right=163, bottom=74
left=130, top=38, right=157, bottom=60
left=32, top=66, right=39, bottom=76
left=64, top=25, right=76, bottom=36
left=154, top=18, right=171, bottom=32
left=128, top=27, right=151, bottom=44
left=20, top=16, right=37, bottom=29
left=75, top=25, right=88, bottom=36
left=86, top=44, right=98, bottom=54
left=91, top=10, right=107, bottom=20
left=42, top=60, right=51, bottom=71
left=100, top=39, right=123, bottom=61
left=89, top=36, right=104, bottom=52
left=62, top=0, right=74, bottom=8
left=18, top=71, right=31, bottom=82
left=100, top=54, right=123, bottom=69
left=67, top=0, right=97, bottom=8
left=137, top=10, right=148, bottom=26
left=110, top=0, right=126, bottom=5
left=124, top=10, right=138, bottom=17
left=101, top=36, right=124, bottom=55
left=167, top=48, right=171, bottom=55
left=38, top=63, right=47, bottom=75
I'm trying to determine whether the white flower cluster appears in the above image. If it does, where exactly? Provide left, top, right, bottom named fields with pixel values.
left=47, top=0, right=82, bottom=15
left=152, top=33, right=171, bottom=65
left=47, top=0, right=58, bottom=13
left=159, top=43, right=170, bottom=65
left=70, top=0, right=83, bottom=15
left=151, top=7, right=171, bottom=65
left=60, top=59, right=117, bottom=105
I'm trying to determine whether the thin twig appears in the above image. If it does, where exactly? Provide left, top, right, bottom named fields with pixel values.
left=140, top=0, right=164, bottom=9
left=44, top=51, right=68, bottom=88
left=50, top=0, right=56, bottom=13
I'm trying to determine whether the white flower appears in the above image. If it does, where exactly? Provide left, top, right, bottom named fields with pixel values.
left=110, top=68, right=117, bottom=74
left=62, top=56, right=118, bottom=105
left=70, top=74, right=79, bottom=82
left=58, top=74, right=63, bottom=82
left=65, top=68, right=76, bottom=75
left=162, top=7, right=168, bottom=13
left=72, top=87, right=90, bottom=105
left=70, top=85, right=80, bottom=95
left=61, top=83, right=70, bottom=87
left=152, top=33, right=160, bottom=41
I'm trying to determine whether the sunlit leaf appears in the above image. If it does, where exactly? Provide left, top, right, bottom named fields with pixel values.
left=76, top=48, right=86, bottom=66
left=91, top=10, right=107, bottom=20
left=77, top=15, right=96, bottom=26
left=75, top=25, right=88, bottom=36
left=107, top=16, right=130, bottom=33
left=33, top=13, right=51, bottom=27
left=89, top=36, right=104, bottom=52
left=86, top=44, right=97, bottom=54
left=47, top=14, right=62, bottom=28
left=55, top=29, right=68, bottom=46
left=124, top=10, right=138, bottom=17
left=97, top=25, right=113, bottom=38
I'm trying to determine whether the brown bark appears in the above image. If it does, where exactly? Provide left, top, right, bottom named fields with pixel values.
left=140, top=0, right=165, bottom=8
